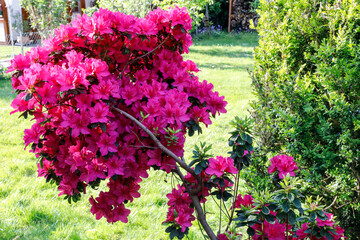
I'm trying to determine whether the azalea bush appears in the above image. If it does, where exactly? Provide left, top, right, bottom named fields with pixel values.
left=9, top=6, right=347, bottom=240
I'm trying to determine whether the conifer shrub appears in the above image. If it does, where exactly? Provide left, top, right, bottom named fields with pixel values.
left=250, top=0, right=360, bottom=237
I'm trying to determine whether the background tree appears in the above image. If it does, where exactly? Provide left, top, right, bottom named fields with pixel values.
left=20, top=0, right=76, bottom=39
left=85, top=0, right=153, bottom=18
left=152, top=0, right=213, bottom=31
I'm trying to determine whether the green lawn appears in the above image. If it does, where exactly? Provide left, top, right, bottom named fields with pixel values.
left=0, top=32, right=258, bottom=240
left=0, top=45, right=33, bottom=60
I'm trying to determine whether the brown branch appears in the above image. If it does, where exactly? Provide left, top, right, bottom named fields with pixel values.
left=324, top=195, right=338, bottom=211
left=174, top=167, right=218, bottom=240
left=112, top=107, right=217, bottom=238
left=112, top=106, right=202, bottom=194
left=112, top=106, right=217, bottom=239
left=225, top=162, right=241, bottom=232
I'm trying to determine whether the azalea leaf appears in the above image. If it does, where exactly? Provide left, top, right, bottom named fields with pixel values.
left=247, top=227, right=255, bottom=237
left=293, top=198, right=302, bottom=209
left=194, top=163, right=202, bottom=175
left=24, top=93, right=33, bottom=101
left=262, top=206, right=270, bottom=215
left=288, top=210, right=296, bottom=225
left=264, top=214, right=276, bottom=224
left=281, top=200, right=290, bottom=213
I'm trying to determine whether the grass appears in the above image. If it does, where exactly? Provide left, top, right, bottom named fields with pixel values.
left=0, top=32, right=258, bottom=240
left=0, top=45, right=33, bottom=60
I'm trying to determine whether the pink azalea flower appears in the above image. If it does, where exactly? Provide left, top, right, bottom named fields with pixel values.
left=234, top=194, right=254, bottom=209
left=268, top=155, right=299, bottom=179
left=176, top=208, right=195, bottom=232
left=316, top=212, right=334, bottom=227
left=23, top=123, right=45, bottom=148
left=205, top=156, right=238, bottom=177
left=7, top=53, right=30, bottom=72
left=97, top=133, right=118, bottom=156
left=89, top=102, right=110, bottom=123
left=252, top=218, right=290, bottom=240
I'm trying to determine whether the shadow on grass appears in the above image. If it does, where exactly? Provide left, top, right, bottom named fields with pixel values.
left=192, top=32, right=259, bottom=47
left=190, top=48, right=254, bottom=59
left=0, top=76, right=15, bottom=101
left=197, top=62, right=250, bottom=71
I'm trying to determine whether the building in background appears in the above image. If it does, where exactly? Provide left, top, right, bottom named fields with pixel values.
left=0, top=0, right=93, bottom=45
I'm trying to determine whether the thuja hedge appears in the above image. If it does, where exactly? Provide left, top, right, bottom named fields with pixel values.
left=250, top=0, right=360, bottom=237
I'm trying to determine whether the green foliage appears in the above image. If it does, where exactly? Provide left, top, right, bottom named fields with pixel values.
left=206, top=0, right=228, bottom=29
left=190, top=142, right=212, bottom=174
left=152, top=0, right=212, bottom=30
left=20, top=0, right=77, bottom=39
left=249, top=0, right=260, bottom=13
left=85, top=0, right=153, bottom=17
left=250, top=0, right=360, bottom=237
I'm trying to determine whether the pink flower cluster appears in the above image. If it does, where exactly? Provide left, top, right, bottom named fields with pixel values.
left=252, top=217, right=293, bottom=240
left=10, top=7, right=227, bottom=223
left=205, top=156, right=238, bottom=177
left=163, top=185, right=195, bottom=232
left=296, top=213, right=345, bottom=240
left=268, top=155, right=299, bottom=179
left=233, top=194, right=254, bottom=209
left=165, top=159, right=238, bottom=231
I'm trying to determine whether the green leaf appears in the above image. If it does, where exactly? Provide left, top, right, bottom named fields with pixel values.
left=274, top=193, right=285, bottom=201
left=264, top=214, right=276, bottom=224
left=189, top=160, right=198, bottom=167
left=288, top=210, right=296, bottom=225
left=99, top=123, right=106, bottom=132
left=277, top=212, right=286, bottom=223
left=200, top=160, right=208, bottom=168
left=293, top=198, right=302, bottom=209
left=247, top=214, right=257, bottom=222
left=218, top=178, right=225, bottom=188
left=324, top=231, right=333, bottom=240
left=268, top=203, right=278, bottom=211
left=236, top=221, right=248, bottom=228
left=222, top=191, right=233, bottom=201
left=262, top=206, right=270, bottom=215
left=24, top=93, right=33, bottom=101
left=194, top=163, right=202, bottom=175
left=287, top=193, right=295, bottom=202
left=281, top=201, right=290, bottom=213
left=317, top=210, right=326, bottom=218
left=310, top=211, right=317, bottom=221
left=247, top=227, right=255, bottom=237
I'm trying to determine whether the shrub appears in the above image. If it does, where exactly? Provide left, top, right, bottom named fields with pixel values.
left=250, top=0, right=360, bottom=237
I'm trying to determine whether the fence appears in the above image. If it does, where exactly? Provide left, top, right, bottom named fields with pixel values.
left=0, top=32, right=41, bottom=63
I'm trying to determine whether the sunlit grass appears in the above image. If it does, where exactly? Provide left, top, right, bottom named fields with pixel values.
left=0, top=45, right=33, bottom=60
left=0, top=32, right=258, bottom=239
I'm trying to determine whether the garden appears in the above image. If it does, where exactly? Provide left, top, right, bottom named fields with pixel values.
left=1, top=0, right=359, bottom=239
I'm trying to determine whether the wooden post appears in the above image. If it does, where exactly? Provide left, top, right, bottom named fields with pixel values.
left=228, top=0, right=233, bottom=32
left=0, top=0, right=9, bottom=44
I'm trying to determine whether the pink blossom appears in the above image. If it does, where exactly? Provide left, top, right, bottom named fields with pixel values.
left=89, top=102, right=110, bottom=123
left=252, top=218, right=290, bottom=240
left=234, top=194, right=254, bottom=209
left=268, top=155, right=299, bottom=179
left=23, top=123, right=45, bottom=148
left=97, top=133, right=118, bottom=156
left=317, top=212, right=334, bottom=227
left=205, top=156, right=238, bottom=177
